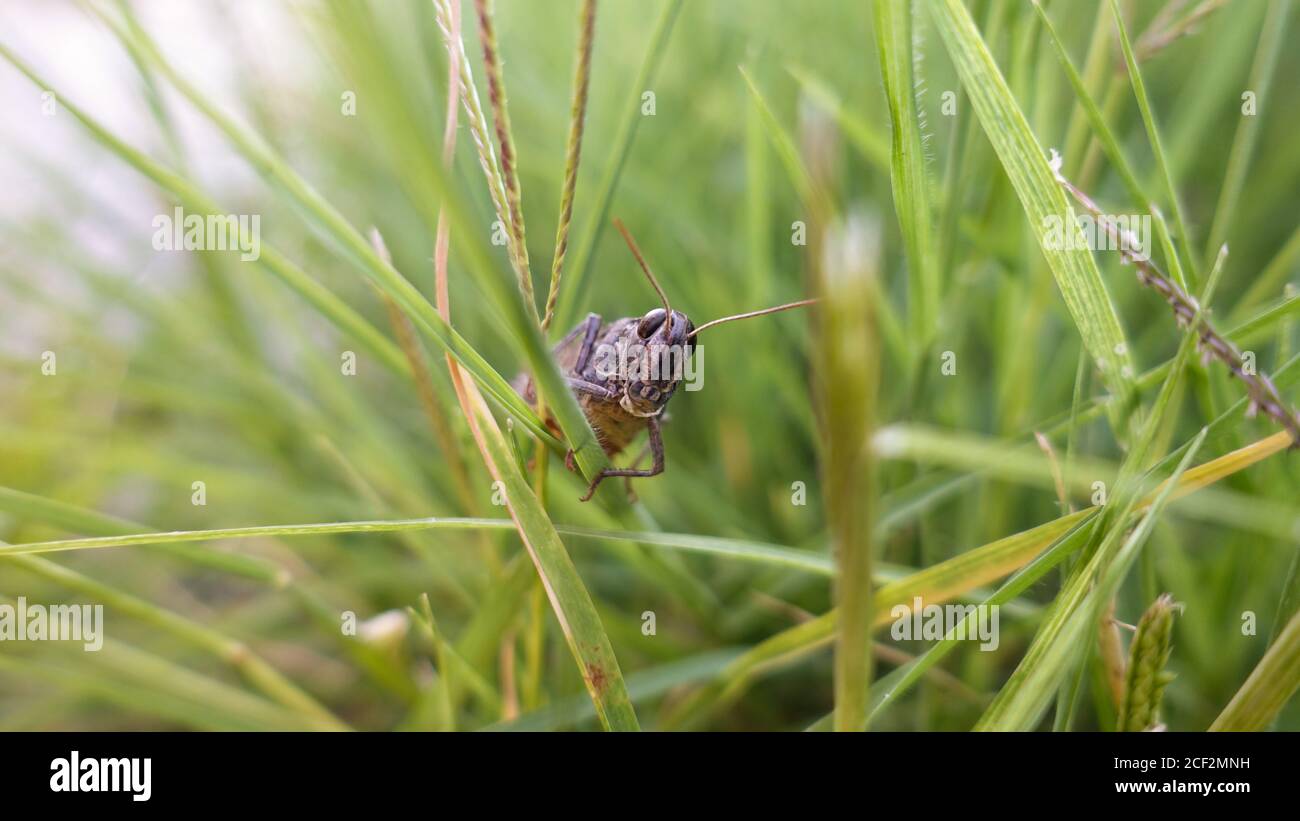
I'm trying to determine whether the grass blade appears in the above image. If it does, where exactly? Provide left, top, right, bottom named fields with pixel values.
left=668, top=510, right=1090, bottom=728
left=928, top=0, right=1138, bottom=434
left=875, top=0, right=939, bottom=344
left=471, top=0, right=539, bottom=322
left=669, top=422, right=1288, bottom=726
left=1202, top=0, right=1291, bottom=267
left=5, top=552, right=347, bottom=730
left=453, top=375, right=639, bottom=730
left=1209, top=607, right=1300, bottom=731
left=541, top=0, right=597, bottom=331
left=0, top=41, right=560, bottom=451
left=975, top=307, right=1210, bottom=730
left=974, top=429, right=1208, bottom=731
left=553, top=0, right=684, bottom=334
left=812, top=213, right=880, bottom=731
left=868, top=513, right=1099, bottom=725
left=92, top=6, right=620, bottom=484
left=1108, top=0, right=1197, bottom=282
left=0, top=517, right=832, bottom=575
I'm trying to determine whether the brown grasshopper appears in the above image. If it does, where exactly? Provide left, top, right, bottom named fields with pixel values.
left=517, top=219, right=814, bottom=501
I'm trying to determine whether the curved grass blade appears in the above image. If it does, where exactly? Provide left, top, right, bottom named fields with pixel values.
left=787, top=64, right=889, bottom=172
left=1031, top=0, right=1145, bottom=208
left=0, top=486, right=283, bottom=584
left=0, top=643, right=321, bottom=732
left=867, top=513, right=1099, bottom=726
left=0, top=516, right=832, bottom=575
left=669, top=423, right=1288, bottom=726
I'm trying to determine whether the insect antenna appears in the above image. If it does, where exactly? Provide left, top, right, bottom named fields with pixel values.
left=613, top=217, right=673, bottom=334
left=688, top=299, right=818, bottom=338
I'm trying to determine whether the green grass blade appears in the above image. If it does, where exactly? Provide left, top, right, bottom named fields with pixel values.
left=88, top=8, right=593, bottom=469
left=739, top=66, right=813, bottom=205
left=1107, top=0, right=1197, bottom=283
left=1031, top=0, right=1145, bottom=209
left=868, top=513, right=1099, bottom=725
left=1209, top=607, right=1300, bottom=731
left=1203, top=0, right=1291, bottom=267
left=788, top=64, right=889, bottom=172
left=929, top=0, right=1138, bottom=434
left=0, top=516, right=831, bottom=574
left=973, top=316, right=1211, bottom=730
left=974, top=429, right=1207, bottom=731
left=1232, top=224, right=1300, bottom=317
left=672, top=422, right=1286, bottom=727
left=485, top=649, right=742, bottom=731
left=0, top=643, right=320, bottom=731
left=812, top=217, right=880, bottom=731
left=541, top=0, right=597, bottom=332
left=554, top=0, right=684, bottom=334
left=668, top=510, right=1089, bottom=728
left=736, top=67, right=909, bottom=368
left=0, top=40, right=559, bottom=451
left=875, top=0, right=939, bottom=344
left=455, top=377, right=638, bottom=730
left=0, top=486, right=284, bottom=584
left=5, top=552, right=347, bottom=730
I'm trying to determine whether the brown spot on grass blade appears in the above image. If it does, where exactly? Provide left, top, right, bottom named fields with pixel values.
left=586, top=662, right=609, bottom=696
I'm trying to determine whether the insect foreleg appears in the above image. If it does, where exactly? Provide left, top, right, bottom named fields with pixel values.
left=566, top=377, right=618, bottom=400
left=622, top=440, right=653, bottom=501
left=578, top=416, right=664, bottom=501
left=560, top=376, right=616, bottom=474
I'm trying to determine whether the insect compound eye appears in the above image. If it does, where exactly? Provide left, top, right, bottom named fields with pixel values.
left=640, top=384, right=661, bottom=402
left=637, top=308, right=667, bottom=339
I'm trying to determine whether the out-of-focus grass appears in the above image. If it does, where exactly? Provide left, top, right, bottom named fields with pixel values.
left=1, top=0, right=1298, bottom=731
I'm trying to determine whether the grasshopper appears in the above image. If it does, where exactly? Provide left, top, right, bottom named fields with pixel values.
left=517, top=219, right=814, bottom=501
